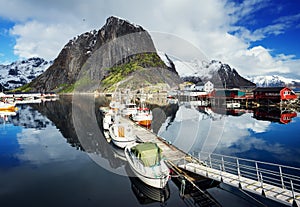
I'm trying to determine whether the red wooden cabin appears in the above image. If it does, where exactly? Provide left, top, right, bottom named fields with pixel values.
left=253, top=87, right=298, bottom=102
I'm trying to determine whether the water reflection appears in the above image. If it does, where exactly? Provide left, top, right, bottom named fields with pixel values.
left=253, top=107, right=297, bottom=124
left=159, top=102, right=300, bottom=167
left=125, top=164, right=170, bottom=204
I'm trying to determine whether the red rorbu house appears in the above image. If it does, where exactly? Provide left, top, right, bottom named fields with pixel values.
left=253, top=87, right=298, bottom=103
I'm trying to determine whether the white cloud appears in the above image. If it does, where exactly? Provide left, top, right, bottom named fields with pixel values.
left=16, top=126, right=81, bottom=164
left=0, top=0, right=300, bottom=76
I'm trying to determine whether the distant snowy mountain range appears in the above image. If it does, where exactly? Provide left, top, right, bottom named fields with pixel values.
left=246, top=75, right=300, bottom=87
left=159, top=52, right=300, bottom=88
left=0, top=57, right=52, bottom=90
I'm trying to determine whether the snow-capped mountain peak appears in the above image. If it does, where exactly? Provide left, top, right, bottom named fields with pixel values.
left=246, top=75, right=300, bottom=87
left=0, top=57, right=52, bottom=90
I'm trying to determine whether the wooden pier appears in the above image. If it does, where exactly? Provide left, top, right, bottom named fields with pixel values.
left=118, top=116, right=300, bottom=207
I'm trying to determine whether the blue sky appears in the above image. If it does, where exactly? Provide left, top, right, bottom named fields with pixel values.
left=0, top=0, right=299, bottom=77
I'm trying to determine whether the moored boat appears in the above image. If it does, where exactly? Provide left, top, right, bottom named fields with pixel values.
left=121, top=103, right=138, bottom=116
left=0, top=101, right=16, bottom=111
left=125, top=142, right=170, bottom=189
left=109, top=123, right=136, bottom=148
left=131, top=107, right=152, bottom=127
left=102, top=109, right=116, bottom=130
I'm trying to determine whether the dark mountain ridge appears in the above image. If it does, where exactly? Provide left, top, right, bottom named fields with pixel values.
left=27, top=16, right=180, bottom=93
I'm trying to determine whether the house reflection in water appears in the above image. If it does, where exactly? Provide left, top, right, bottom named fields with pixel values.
left=253, top=107, right=297, bottom=124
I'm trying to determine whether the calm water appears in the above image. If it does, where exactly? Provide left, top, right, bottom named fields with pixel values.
left=0, top=95, right=299, bottom=207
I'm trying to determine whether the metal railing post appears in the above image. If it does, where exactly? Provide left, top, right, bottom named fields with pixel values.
left=237, top=158, right=242, bottom=188
left=220, top=165, right=223, bottom=182
left=209, top=154, right=212, bottom=168
left=260, top=172, right=265, bottom=196
left=291, top=180, right=295, bottom=201
left=222, top=156, right=225, bottom=171
left=279, top=166, right=285, bottom=189
left=237, top=158, right=241, bottom=179
left=255, top=162, right=260, bottom=182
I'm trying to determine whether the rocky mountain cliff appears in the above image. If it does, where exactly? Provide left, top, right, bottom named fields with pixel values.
left=26, top=16, right=180, bottom=93
left=180, top=60, right=256, bottom=88
left=0, top=57, right=52, bottom=91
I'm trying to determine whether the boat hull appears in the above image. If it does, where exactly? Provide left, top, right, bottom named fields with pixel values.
left=0, top=102, right=16, bottom=111
left=132, top=113, right=152, bottom=127
left=129, top=166, right=169, bottom=189
left=137, top=120, right=152, bottom=127
left=111, top=138, right=136, bottom=149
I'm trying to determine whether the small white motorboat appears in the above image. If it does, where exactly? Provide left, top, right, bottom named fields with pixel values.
left=125, top=142, right=170, bottom=189
left=109, top=123, right=136, bottom=148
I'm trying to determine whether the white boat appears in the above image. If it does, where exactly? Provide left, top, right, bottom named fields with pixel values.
left=125, top=142, right=170, bottom=189
left=131, top=107, right=152, bottom=127
left=109, top=123, right=136, bottom=148
left=121, top=103, right=137, bottom=116
left=102, top=109, right=116, bottom=130
left=0, top=101, right=16, bottom=111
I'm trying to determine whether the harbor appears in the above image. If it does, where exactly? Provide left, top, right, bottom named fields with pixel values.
left=1, top=92, right=300, bottom=206
left=98, top=87, right=300, bottom=206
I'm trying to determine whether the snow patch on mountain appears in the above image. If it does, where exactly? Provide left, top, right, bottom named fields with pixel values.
left=0, top=57, right=52, bottom=90
left=157, top=52, right=218, bottom=77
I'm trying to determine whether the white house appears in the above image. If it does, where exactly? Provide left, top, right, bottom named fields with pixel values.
left=204, top=81, right=214, bottom=93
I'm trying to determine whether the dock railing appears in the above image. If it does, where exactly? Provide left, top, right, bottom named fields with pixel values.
left=182, top=151, right=300, bottom=203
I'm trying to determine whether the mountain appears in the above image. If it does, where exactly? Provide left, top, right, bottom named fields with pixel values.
left=167, top=58, right=256, bottom=88
left=25, top=16, right=179, bottom=93
left=0, top=57, right=52, bottom=91
left=246, top=75, right=300, bottom=87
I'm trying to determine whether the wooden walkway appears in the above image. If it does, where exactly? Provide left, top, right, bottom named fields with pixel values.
left=119, top=116, right=300, bottom=207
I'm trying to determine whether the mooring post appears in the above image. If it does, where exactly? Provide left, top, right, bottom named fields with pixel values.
left=180, top=178, right=186, bottom=198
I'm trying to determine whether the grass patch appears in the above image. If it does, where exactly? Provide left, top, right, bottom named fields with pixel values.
left=10, top=83, right=32, bottom=92
left=101, top=52, right=166, bottom=91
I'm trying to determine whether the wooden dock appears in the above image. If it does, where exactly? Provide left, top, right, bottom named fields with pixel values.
left=118, top=116, right=300, bottom=207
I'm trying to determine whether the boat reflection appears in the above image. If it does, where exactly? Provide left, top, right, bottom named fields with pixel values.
left=125, top=164, right=170, bottom=204
left=0, top=110, right=17, bottom=123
